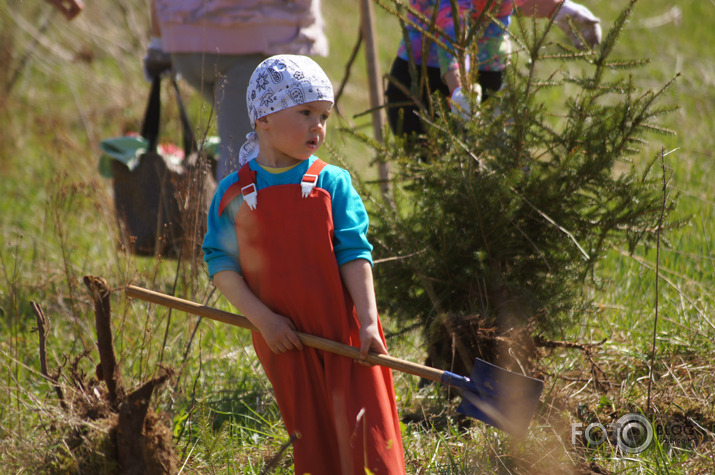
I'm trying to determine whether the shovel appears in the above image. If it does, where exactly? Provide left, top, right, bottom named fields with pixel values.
left=125, top=285, right=544, bottom=437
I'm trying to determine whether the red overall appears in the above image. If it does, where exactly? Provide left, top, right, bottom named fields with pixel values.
left=219, top=160, right=405, bottom=475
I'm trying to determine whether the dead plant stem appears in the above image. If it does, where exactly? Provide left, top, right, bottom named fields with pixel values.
left=0, top=239, right=22, bottom=435
left=647, top=148, right=668, bottom=410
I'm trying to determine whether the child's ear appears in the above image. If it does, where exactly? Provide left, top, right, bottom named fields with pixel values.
left=255, top=116, right=269, bottom=130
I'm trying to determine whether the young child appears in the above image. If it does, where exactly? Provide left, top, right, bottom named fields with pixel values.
left=202, top=55, right=406, bottom=475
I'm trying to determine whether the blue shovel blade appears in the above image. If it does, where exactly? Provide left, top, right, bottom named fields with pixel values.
left=442, top=358, right=544, bottom=437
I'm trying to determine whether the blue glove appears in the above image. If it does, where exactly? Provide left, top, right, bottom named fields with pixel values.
left=142, top=37, right=172, bottom=81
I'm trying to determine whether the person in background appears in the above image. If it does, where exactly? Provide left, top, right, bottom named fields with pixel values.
left=143, top=0, right=329, bottom=180
left=45, top=0, right=84, bottom=20
left=202, top=54, right=406, bottom=475
left=385, top=0, right=603, bottom=136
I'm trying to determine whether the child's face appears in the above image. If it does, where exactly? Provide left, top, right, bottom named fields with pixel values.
left=256, top=100, right=332, bottom=167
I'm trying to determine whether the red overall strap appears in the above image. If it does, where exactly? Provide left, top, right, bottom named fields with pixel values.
left=303, top=158, right=327, bottom=182
left=218, top=164, right=257, bottom=217
left=300, top=159, right=327, bottom=197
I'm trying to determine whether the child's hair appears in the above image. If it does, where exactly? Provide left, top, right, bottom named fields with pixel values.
left=239, top=55, right=334, bottom=166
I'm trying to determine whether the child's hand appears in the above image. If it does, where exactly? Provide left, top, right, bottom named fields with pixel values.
left=258, top=313, right=304, bottom=354
left=359, top=322, right=388, bottom=360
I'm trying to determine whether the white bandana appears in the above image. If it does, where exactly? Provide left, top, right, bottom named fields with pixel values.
left=238, top=55, right=334, bottom=167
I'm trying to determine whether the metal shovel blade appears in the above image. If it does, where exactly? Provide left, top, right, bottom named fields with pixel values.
left=451, top=359, right=543, bottom=437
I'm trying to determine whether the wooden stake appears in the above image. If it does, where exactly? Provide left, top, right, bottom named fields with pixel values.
left=360, top=0, right=391, bottom=199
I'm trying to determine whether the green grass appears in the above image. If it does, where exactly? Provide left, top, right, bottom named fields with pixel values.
left=1, top=0, right=714, bottom=472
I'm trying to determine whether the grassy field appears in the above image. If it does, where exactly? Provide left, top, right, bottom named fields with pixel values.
left=1, top=0, right=713, bottom=473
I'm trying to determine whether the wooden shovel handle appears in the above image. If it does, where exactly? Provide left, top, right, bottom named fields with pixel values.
left=125, top=285, right=445, bottom=383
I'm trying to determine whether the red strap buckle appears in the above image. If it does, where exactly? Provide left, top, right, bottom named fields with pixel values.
left=301, top=174, right=318, bottom=198
left=241, top=184, right=257, bottom=209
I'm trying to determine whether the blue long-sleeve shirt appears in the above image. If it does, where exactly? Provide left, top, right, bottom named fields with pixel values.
left=202, top=156, right=373, bottom=279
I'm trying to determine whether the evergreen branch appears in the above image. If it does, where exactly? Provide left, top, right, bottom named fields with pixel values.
left=597, top=0, right=639, bottom=68
left=600, top=59, right=652, bottom=70
left=421, top=113, right=480, bottom=164
left=638, top=123, right=676, bottom=136
left=510, top=187, right=591, bottom=260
